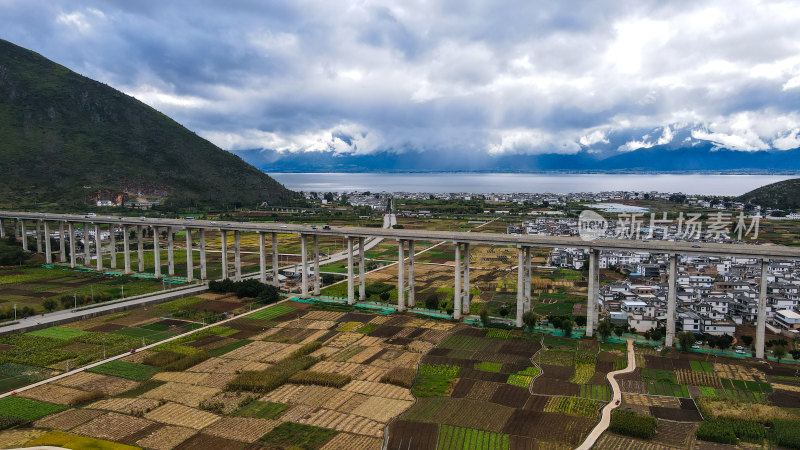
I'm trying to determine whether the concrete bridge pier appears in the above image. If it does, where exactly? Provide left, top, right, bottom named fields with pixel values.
left=408, top=240, right=415, bottom=308
left=20, top=220, right=27, bottom=251
left=186, top=228, right=193, bottom=282
left=755, top=259, right=769, bottom=359
left=199, top=228, right=207, bottom=280
left=167, top=228, right=175, bottom=277
left=36, top=220, right=42, bottom=253
left=397, top=239, right=405, bottom=311
left=110, top=225, right=117, bottom=269
left=665, top=254, right=678, bottom=347
left=272, top=233, right=279, bottom=287
left=221, top=230, right=229, bottom=280
left=0, top=218, right=5, bottom=238
left=123, top=225, right=131, bottom=274
left=300, top=234, right=309, bottom=298
left=234, top=230, right=242, bottom=281
left=137, top=226, right=145, bottom=273
left=347, top=237, right=355, bottom=305
left=516, top=246, right=525, bottom=327
left=258, top=232, right=267, bottom=284
left=14, top=219, right=19, bottom=241
left=43, top=222, right=52, bottom=264
left=95, top=224, right=103, bottom=271
left=358, top=237, right=366, bottom=301
left=524, top=247, right=532, bottom=312
left=585, top=249, right=599, bottom=337
left=83, top=223, right=90, bottom=265
left=58, top=222, right=66, bottom=263
left=313, top=235, right=320, bottom=296
left=454, top=243, right=462, bottom=319
left=153, top=227, right=161, bottom=278
left=462, top=243, right=471, bottom=314
left=68, top=223, right=76, bottom=268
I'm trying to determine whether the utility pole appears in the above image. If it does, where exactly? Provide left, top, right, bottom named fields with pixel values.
left=121, top=285, right=124, bottom=299
left=73, top=293, right=77, bottom=311
left=13, top=304, right=16, bottom=321
left=102, top=338, right=106, bottom=359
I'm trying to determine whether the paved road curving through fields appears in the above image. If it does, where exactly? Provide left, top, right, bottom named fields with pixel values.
left=575, top=339, right=636, bottom=450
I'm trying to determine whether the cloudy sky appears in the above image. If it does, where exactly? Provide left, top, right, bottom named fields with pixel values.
left=2, top=0, right=800, bottom=157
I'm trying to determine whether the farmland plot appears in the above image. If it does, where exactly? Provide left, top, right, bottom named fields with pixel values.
left=71, top=412, right=156, bottom=442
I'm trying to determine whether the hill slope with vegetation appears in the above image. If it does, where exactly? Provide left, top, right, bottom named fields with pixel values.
left=0, top=39, right=297, bottom=210
left=739, top=178, right=800, bottom=211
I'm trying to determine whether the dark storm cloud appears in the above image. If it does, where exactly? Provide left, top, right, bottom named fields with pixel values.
left=1, top=0, right=799, bottom=155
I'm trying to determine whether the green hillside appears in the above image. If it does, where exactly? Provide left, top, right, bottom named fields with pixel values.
left=0, top=39, right=297, bottom=210
left=739, top=178, right=800, bottom=211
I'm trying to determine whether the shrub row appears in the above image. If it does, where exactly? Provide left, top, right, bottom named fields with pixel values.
left=381, top=368, right=416, bottom=388
left=609, top=409, right=657, bottom=439
left=208, top=279, right=280, bottom=304
left=772, top=420, right=800, bottom=449
left=695, top=419, right=738, bottom=445
left=227, top=355, right=318, bottom=393
left=142, top=349, right=210, bottom=371
left=290, top=341, right=322, bottom=358
left=288, top=370, right=351, bottom=387
left=163, top=351, right=210, bottom=372
left=0, top=415, right=23, bottom=431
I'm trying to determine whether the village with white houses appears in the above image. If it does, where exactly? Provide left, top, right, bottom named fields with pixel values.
left=514, top=214, right=800, bottom=348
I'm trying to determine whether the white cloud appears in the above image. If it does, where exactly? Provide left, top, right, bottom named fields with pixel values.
left=773, top=128, right=800, bottom=150
left=579, top=130, right=609, bottom=146
left=6, top=0, right=799, bottom=157
left=125, top=85, right=211, bottom=110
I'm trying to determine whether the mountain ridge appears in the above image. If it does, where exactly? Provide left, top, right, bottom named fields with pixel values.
left=0, top=39, right=297, bottom=210
left=232, top=145, right=800, bottom=174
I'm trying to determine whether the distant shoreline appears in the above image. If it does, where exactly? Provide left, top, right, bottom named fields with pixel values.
left=267, top=173, right=795, bottom=195
left=264, top=170, right=800, bottom=175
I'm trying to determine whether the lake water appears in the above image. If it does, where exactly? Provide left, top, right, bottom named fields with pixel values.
left=268, top=173, right=796, bottom=195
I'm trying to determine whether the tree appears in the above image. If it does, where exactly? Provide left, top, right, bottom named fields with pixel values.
left=425, top=293, right=440, bottom=310
left=773, top=345, right=787, bottom=363
left=677, top=332, right=697, bottom=352
left=522, top=310, right=538, bottom=330
left=597, top=320, right=614, bottom=341
left=574, top=316, right=587, bottom=326
left=379, top=292, right=390, bottom=301
left=559, top=319, right=573, bottom=337
left=479, top=308, right=490, bottom=327
left=741, top=335, right=753, bottom=347
left=42, top=298, right=57, bottom=312
left=499, top=307, right=509, bottom=317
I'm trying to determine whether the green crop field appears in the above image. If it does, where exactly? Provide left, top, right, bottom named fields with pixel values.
left=0, top=267, right=166, bottom=314
left=87, top=360, right=160, bottom=381
left=0, top=396, right=65, bottom=421
left=112, top=326, right=173, bottom=342
left=260, top=422, right=337, bottom=449
left=246, top=304, right=297, bottom=320
left=234, top=400, right=290, bottom=419
left=27, top=327, right=88, bottom=340
left=437, top=425, right=511, bottom=450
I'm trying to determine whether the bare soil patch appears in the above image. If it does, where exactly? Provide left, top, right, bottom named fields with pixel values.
left=387, top=420, right=438, bottom=450
left=490, top=384, right=530, bottom=408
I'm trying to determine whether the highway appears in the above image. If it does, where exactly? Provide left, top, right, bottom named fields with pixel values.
left=3, top=210, right=800, bottom=259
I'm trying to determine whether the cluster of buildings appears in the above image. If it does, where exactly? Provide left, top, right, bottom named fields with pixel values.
left=546, top=245, right=800, bottom=339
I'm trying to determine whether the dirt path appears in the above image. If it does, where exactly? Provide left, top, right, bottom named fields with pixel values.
left=575, top=339, right=636, bottom=450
